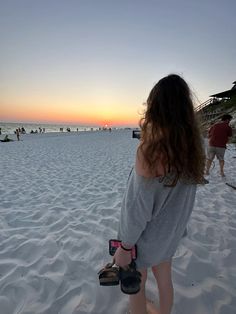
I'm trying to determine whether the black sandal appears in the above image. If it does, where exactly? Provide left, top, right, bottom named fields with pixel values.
left=120, top=261, right=141, bottom=294
left=98, top=262, right=120, bottom=286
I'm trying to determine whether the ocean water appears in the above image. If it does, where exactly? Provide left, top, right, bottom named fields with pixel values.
left=0, top=122, right=99, bottom=135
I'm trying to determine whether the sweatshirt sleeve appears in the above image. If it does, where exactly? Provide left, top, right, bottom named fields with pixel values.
left=117, top=169, right=155, bottom=246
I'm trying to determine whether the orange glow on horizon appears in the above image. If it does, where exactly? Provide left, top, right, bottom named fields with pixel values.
left=1, top=82, right=143, bottom=127
left=0, top=102, right=140, bottom=127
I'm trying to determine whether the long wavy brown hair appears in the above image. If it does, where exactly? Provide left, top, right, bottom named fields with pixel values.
left=139, top=74, right=205, bottom=186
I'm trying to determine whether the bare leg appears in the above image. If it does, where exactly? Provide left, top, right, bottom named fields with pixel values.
left=146, top=300, right=160, bottom=314
left=152, top=260, right=173, bottom=314
left=205, top=159, right=213, bottom=175
left=129, top=269, right=148, bottom=314
left=219, top=160, right=225, bottom=177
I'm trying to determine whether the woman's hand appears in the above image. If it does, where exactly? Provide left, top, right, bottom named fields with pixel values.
left=113, top=246, right=132, bottom=268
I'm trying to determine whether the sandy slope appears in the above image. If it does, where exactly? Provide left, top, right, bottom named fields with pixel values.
left=0, top=130, right=236, bottom=314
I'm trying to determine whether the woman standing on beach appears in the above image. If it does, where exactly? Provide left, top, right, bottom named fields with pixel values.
left=114, top=74, right=205, bottom=314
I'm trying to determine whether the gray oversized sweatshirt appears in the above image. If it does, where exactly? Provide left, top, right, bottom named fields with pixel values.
left=118, top=168, right=196, bottom=269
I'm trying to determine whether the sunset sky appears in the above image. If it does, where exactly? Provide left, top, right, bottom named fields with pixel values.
left=1, top=0, right=235, bottom=127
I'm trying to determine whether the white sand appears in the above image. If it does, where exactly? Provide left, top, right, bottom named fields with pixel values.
left=0, top=130, right=236, bottom=314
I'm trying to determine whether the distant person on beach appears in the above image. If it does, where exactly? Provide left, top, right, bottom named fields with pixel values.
left=16, top=128, right=20, bottom=141
left=0, top=135, right=13, bottom=142
left=0, top=127, right=1, bottom=135
left=205, top=114, right=232, bottom=177
left=114, top=74, right=205, bottom=314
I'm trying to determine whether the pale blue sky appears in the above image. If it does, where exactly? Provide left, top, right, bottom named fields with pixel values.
left=0, top=0, right=235, bottom=125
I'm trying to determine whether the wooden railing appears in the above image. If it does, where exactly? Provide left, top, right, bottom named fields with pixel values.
left=194, top=98, right=214, bottom=112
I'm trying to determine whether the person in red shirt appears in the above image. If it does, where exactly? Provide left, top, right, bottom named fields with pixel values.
left=205, top=114, right=233, bottom=177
